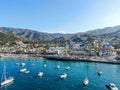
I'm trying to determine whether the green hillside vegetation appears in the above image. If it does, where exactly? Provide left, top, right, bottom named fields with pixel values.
left=0, top=30, right=19, bottom=46
left=0, top=30, right=30, bottom=46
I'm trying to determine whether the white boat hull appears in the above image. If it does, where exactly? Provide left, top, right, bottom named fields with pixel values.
left=106, top=83, right=119, bottom=90
left=57, top=65, right=60, bottom=69
left=21, top=63, right=26, bottom=66
left=66, top=67, right=70, bottom=70
left=38, top=72, right=43, bottom=77
left=25, top=71, right=30, bottom=74
left=98, top=71, right=102, bottom=75
left=43, top=64, right=47, bottom=67
left=83, top=78, right=89, bottom=86
left=1, top=77, right=14, bottom=86
left=20, top=68, right=27, bottom=72
left=60, top=74, right=67, bottom=79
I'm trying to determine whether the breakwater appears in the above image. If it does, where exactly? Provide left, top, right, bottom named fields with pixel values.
left=43, top=55, right=120, bottom=64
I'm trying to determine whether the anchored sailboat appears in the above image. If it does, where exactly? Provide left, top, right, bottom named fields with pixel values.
left=83, top=77, right=89, bottom=86
left=83, top=63, right=89, bottom=86
left=0, top=62, right=14, bottom=86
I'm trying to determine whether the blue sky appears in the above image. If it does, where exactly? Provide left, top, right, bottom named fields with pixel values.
left=0, top=0, right=120, bottom=33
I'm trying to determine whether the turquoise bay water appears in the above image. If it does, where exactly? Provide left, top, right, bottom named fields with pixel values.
left=0, top=58, right=120, bottom=90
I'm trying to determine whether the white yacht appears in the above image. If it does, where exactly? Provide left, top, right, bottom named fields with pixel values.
left=20, top=68, right=27, bottom=73
left=83, top=77, right=89, bottom=86
left=38, top=72, right=43, bottom=77
left=43, top=64, right=47, bottom=67
left=66, top=66, right=70, bottom=70
left=21, top=63, right=26, bottom=66
left=1, top=63, right=14, bottom=86
left=97, top=70, right=102, bottom=76
left=24, top=70, right=30, bottom=74
left=60, top=73, right=67, bottom=79
left=57, top=65, right=60, bottom=69
left=106, top=83, right=119, bottom=90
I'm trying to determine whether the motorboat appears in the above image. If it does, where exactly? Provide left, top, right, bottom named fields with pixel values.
left=83, top=77, right=89, bottom=86
left=105, top=83, right=119, bottom=90
left=60, top=73, right=67, bottom=79
left=20, top=68, right=27, bottom=73
left=1, top=63, right=14, bottom=86
left=20, top=63, right=26, bottom=66
left=38, top=72, right=43, bottom=77
left=97, top=70, right=102, bottom=76
left=24, top=70, right=30, bottom=74
left=57, top=65, right=60, bottom=69
left=66, top=66, right=70, bottom=70
left=43, top=64, right=47, bottom=67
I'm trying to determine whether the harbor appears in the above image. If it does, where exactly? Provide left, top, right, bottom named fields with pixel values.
left=0, top=58, right=120, bottom=90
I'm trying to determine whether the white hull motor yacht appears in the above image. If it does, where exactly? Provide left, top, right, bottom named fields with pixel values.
left=60, top=73, right=67, bottom=79
left=57, top=65, right=60, bottom=69
left=106, top=83, right=119, bottom=90
left=97, top=70, right=102, bottom=76
left=66, top=66, right=70, bottom=70
left=20, top=68, right=27, bottom=73
left=38, top=72, right=43, bottom=77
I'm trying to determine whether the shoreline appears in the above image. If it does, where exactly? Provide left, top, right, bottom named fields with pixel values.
left=0, top=54, right=29, bottom=58
left=1, top=53, right=120, bottom=65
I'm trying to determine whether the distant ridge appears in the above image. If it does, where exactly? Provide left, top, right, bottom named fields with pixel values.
left=85, top=25, right=120, bottom=35
left=0, top=27, right=71, bottom=41
left=0, top=25, right=120, bottom=41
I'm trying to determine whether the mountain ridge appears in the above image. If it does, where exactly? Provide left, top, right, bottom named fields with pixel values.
left=0, top=25, right=120, bottom=41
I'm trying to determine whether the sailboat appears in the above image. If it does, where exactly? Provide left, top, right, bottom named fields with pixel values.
left=83, top=63, right=89, bottom=86
left=83, top=77, right=89, bottom=86
left=0, top=63, right=14, bottom=86
left=96, top=63, right=102, bottom=76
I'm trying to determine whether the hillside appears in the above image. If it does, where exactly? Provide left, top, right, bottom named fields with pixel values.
left=0, top=27, right=73, bottom=41
left=0, top=30, right=19, bottom=45
left=0, top=30, right=31, bottom=46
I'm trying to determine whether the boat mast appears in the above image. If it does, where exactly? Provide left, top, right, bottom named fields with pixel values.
left=85, top=63, right=88, bottom=78
left=3, top=62, right=6, bottom=80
